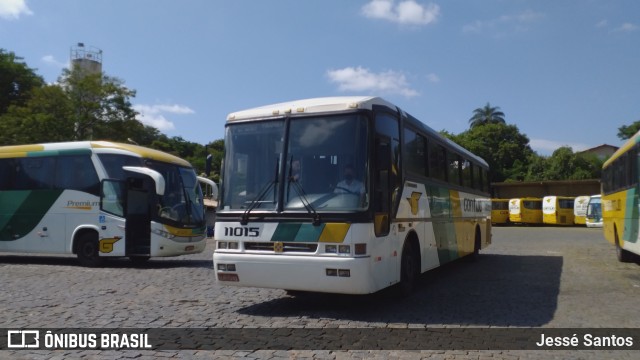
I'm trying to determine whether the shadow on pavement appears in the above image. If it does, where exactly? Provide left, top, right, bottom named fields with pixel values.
left=237, top=254, right=563, bottom=327
left=0, top=254, right=212, bottom=269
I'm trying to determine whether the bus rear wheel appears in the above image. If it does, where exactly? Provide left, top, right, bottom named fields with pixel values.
left=77, top=232, right=103, bottom=267
left=615, top=229, right=635, bottom=263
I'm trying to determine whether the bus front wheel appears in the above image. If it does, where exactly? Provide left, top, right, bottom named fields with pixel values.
left=398, top=241, right=419, bottom=296
left=76, top=232, right=103, bottom=267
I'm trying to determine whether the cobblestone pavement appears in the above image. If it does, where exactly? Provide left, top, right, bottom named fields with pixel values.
left=1, top=226, right=639, bottom=359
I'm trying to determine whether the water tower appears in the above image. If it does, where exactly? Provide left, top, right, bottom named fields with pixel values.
left=70, top=43, right=102, bottom=75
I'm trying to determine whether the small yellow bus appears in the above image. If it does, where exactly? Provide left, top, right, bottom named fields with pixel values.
left=509, top=198, right=543, bottom=225
left=491, top=199, right=510, bottom=225
left=542, top=196, right=575, bottom=225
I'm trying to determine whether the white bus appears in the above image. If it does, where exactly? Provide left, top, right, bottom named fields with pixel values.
left=213, top=96, right=491, bottom=295
left=0, top=141, right=207, bottom=266
left=586, top=195, right=603, bottom=228
left=573, top=195, right=591, bottom=225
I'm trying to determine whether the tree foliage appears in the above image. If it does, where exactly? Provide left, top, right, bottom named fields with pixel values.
left=525, top=147, right=602, bottom=181
left=618, top=121, right=640, bottom=140
left=449, top=103, right=603, bottom=183
left=446, top=123, right=534, bottom=182
left=0, top=49, right=44, bottom=115
left=468, top=102, right=506, bottom=128
left=0, top=48, right=223, bottom=180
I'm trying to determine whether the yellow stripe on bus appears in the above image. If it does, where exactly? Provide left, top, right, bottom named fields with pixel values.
left=318, top=223, right=350, bottom=243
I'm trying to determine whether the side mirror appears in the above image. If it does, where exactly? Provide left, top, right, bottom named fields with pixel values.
left=198, top=176, right=218, bottom=201
left=205, top=154, right=213, bottom=177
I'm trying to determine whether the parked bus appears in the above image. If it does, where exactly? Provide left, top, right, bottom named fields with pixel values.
left=602, top=134, right=640, bottom=262
left=586, top=195, right=603, bottom=228
left=509, top=198, right=543, bottom=224
left=213, top=96, right=491, bottom=295
left=0, top=141, right=207, bottom=266
left=542, top=196, right=575, bottom=225
left=573, top=195, right=590, bottom=225
left=491, top=199, right=510, bottom=225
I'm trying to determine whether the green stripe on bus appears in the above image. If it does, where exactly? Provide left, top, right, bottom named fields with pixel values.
left=270, top=223, right=327, bottom=242
left=0, top=189, right=63, bottom=241
left=27, top=149, right=92, bottom=157
left=624, top=187, right=639, bottom=243
left=0, top=191, right=31, bottom=234
left=294, top=223, right=325, bottom=242
left=271, top=223, right=302, bottom=242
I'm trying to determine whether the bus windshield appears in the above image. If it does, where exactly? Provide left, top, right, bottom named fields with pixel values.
left=221, top=114, right=369, bottom=212
left=147, top=160, right=205, bottom=226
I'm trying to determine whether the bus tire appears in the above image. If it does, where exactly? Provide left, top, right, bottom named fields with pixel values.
left=76, top=232, right=103, bottom=267
left=615, top=228, right=635, bottom=263
left=398, top=240, right=419, bottom=296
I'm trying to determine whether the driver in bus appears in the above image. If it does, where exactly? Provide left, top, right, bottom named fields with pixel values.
left=334, top=164, right=365, bottom=195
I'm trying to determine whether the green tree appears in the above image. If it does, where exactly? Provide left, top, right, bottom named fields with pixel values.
left=541, top=147, right=602, bottom=180
left=0, top=63, right=144, bottom=145
left=617, top=121, right=640, bottom=140
left=0, top=85, right=75, bottom=145
left=0, top=49, right=44, bottom=115
left=468, top=102, right=506, bottom=128
left=451, top=122, right=534, bottom=182
left=59, top=65, right=138, bottom=141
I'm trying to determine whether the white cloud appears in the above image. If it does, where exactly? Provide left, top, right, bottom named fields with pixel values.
left=426, top=73, right=440, bottom=83
left=612, top=23, right=638, bottom=33
left=326, top=66, right=419, bottom=98
left=530, top=138, right=589, bottom=155
left=463, top=9, right=544, bottom=34
left=362, top=0, right=440, bottom=26
left=0, top=0, right=32, bottom=20
left=596, top=19, right=608, bottom=28
left=133, top=103, right=195, bottom=131
left=42, top=55, right=69, bottom=69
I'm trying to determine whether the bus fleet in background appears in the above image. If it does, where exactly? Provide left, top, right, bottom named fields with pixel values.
left=492, top=195, right=603, bottom=227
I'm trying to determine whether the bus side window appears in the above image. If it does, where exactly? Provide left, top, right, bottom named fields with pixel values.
left=56, top=155, right=100, bottom=196
left=101, top=180, right=126, bottom=217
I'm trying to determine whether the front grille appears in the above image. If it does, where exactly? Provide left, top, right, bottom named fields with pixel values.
left=244, top=242, right=318, bottom=253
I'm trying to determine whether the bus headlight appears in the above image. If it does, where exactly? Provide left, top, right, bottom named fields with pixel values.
left=218, top=241, right=239, bottom=250
left=152, top=228, right=176, bottom=239
left=338, top=245, right=350, bottom=255
left=325, top=244, right=351, bottom=255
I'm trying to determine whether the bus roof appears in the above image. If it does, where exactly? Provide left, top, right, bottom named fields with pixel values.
left=227, top=96, right=396, bottom=122
left=0, top=141, right=191, bottom=167
left=603, top=130, right=640, bottom=168
left=227, top=96, right=489, bottom=169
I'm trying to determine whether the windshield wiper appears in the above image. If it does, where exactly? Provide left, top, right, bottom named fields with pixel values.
left=241, top=159, right=279, bottom=225
left=288, top=156, right=321, bottom=226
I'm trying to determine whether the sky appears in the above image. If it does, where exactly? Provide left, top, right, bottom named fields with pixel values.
left=1, top=0, right=638, bottom=155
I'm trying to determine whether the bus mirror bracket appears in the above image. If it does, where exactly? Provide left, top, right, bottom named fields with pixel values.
left=122, top=166, right=166, bottom=196
left=198, top=176, right=219, bottom=201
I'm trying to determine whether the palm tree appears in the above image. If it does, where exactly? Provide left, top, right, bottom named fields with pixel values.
left=469, top=102, right=506, bottom=128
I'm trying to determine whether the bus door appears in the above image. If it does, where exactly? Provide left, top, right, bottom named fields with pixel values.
left=100, top=167, right=164, bottom=257
left=372, top=110, right=403, bottom=287
left=124, top=175, right=152, bottom=256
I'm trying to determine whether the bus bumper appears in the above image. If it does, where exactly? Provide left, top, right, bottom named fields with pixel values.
left=152, top=237, right=207, bottom=256
left=213, top=252, right=377, bottom=294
